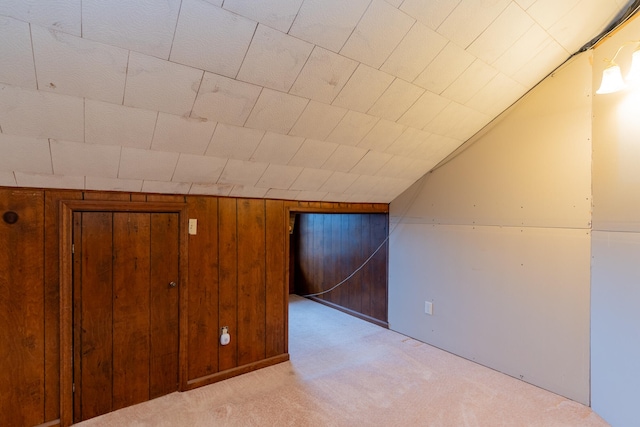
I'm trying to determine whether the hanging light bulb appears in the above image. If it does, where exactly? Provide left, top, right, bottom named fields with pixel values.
left=596, top=63, right=626, bottom=94
left=626, top=48, right=640, bottom=82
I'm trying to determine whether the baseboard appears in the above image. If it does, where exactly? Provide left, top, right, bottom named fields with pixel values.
left=184, top=353, right=290, bottom=390
left=307, top=296, right=389, bottom=329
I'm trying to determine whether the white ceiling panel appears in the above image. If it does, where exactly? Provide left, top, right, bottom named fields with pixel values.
left=15, top=172, right=85, bottom=189
left=368, top=79, right=424, bottom=122
left=151, top=113, right=216, bottom=155
left=437, top=0, right=511, bottom=48
left=85, top=176, right=143, bottom=192
left=326, top=111, right=379, bottom=146
left=0, top=0, right=81, bottom=36
left=319, top=171, right=359, bottom=193
left=31, top=26, right=127, bottom=103
left=288, top=139, right=339, bottom=168
left=385, top=127, right=432, bottom=157
left=0, top=84, right=84, bottom=141
left=0, top=172, right=16, bottom=186
left=340, top=0, right=415, bottom=68
left=398, top=90, right=450, bottom=129
left=191, top=72, right=261, bottom=126
left=289, top=168, right=333, bottom=191
left=82, top=0, right=181, bottom=59
left=548, top=0, right=622, bottom=53
left=85, top=99, right=157, bottom=149
left=142, top=180, right=192, bottom=194
left=245, top=89, right=309, bottom=133
left=51, top=139, right=120, bottom=178
left=190, top=182, right=234, bottom=196
left=492, top=24, right=553, bottom=76
left=172, top=154, right=226, bottom=183
left=256, top=164, right=303, bottom=189
left=229, top=185, right=269, bottom=198
left=205, top=123, right=264, bottom=160
left=0, top=0, right=629, bottom=203
left=350, top=151, right=393, bottom=175
left=0, top=17, right=37, bottom=89
left=381, top=22, right=448, bottom=82
left=250, top=132, right=304, bottom=165
left=332, top=64, right=394, bottom=113
left=288, top=0, right=370, bottom=52
left=118, top=147, right=179, bottom=181
left=237, top=24, right=313, bottom=92
left=289, top=47, right=358, bottom=104
left=413, top=43, right=475, bottom=94
left=426, top=102, right=491, bottom=141
left=322, top=145, right=368, bottom=172
left=467, top=3, right=536, bottom=64
left=289, top=101, right=347, bottom=140
left=124, top=52, right=203, bottom=116
left=441, top=59, right=498, bottom=105
left=265, top=188, right=300, bottom=199
left=219, top=159, right=269, bottom=186
left=223, top=0, right=303, bottom=33
left=170, top=0, right=256, bottom=77
left=467, top=73, right=527, bottom=116
left=358, top=120, right=406, bottom=152
left=0, top=134, right=51, bottom=174
left=400, top=0, right=460, bottom=31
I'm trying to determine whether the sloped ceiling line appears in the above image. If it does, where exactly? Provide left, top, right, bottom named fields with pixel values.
left=0, top=0, right=630, bottom=202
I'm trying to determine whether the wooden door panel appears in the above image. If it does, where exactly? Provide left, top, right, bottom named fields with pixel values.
left=76, top=212, right=114, bottom=422
left=112, top=213, right=151, bottom=410
left=150, top=213, right=179, bottom=398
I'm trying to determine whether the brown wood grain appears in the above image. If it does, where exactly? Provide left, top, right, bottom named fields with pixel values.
left=112, top=213, right=151, bottom=410
left=218, top=197, right=238, bottom=372
left=149, top=213, right=180, bottom=398
left=265, top=200, right=286, bottom=358
left=237, top=199, right=266, bottom=366
left=83, top=191, right=132, bottom=201
left=186, top=197, right=219, bottom=379
left=292, top=213, right=388, bottom=325
left=0, top=189, right=45, bottom=427
left=146, top=195, right=185, bottom=203
left=77, top=212, right=114, bottom=422
left=44, top=190, right=82, bottom=423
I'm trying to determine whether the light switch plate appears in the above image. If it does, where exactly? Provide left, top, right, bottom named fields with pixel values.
left=424, top=301, right=433, bottom=315
left=188, top=218, right=197, bottom=235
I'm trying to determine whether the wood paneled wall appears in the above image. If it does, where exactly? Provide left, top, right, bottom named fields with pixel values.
left=0, top=187, right=388, bottom=426
left=292, top=213, right=389, bottom=327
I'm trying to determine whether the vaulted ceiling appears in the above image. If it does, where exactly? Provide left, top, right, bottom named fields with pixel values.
left=0, top=0, right=631, bottom=202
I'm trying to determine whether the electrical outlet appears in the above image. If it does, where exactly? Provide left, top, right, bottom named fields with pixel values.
left=424, top=301, right=433, bottom=315
left=188, top=218, right=197, bottom=235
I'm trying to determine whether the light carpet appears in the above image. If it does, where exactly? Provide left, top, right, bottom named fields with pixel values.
left=75, top=295, right=609, bottom=426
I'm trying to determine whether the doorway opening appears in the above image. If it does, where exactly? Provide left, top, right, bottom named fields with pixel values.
left=288, top=211, right=389, bottom=328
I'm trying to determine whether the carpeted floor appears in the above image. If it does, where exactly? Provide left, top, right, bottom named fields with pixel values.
left=75, top=295, right=609, bottom=426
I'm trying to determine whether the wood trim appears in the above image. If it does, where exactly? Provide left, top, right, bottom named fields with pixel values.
left=59, top=200, right=188, bottom=427
left=307, top=297, right=389, bottom=329
left=184, top=354, right=290, bottom=390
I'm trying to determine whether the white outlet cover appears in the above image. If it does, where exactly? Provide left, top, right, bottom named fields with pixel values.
left=424, top=301, right=433, bottom=315
left=188, top=218, right=197, bottom=235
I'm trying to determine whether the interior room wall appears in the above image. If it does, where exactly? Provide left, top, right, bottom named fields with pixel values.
left=590, top=14, right=640, bottom=427
left=388, top=53, right=593, bottom=405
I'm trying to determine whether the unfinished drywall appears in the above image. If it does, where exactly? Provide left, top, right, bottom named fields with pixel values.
left=591, top=13, right=640, bottom=426
left=389, top=52, right=593, bottom=404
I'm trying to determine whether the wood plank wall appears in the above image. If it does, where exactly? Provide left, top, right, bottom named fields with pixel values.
left=0, top=187, right=388, bottom=426
left=292, top=213, right=389, bottom=327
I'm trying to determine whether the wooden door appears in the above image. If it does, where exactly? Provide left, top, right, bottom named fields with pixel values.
left=72, top=212, right=180, bottom=423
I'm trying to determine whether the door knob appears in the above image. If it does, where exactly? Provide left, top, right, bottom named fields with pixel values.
left=169, top=281, right=177, bottom=288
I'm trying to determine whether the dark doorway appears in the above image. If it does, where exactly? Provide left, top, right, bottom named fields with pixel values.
left=290, top=213, right=388, bottom=327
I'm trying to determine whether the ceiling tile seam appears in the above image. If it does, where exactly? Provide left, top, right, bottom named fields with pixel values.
left=121, top=51, right=132, bottom=106
left=148, top=111, right=161, bottom=151
left=287, top=44, right=317, bottom=96
left=233, top=18, right=260, bottom=80
left=337, top=0, right=374, bottom=55
left=240, top=86, right=265, bottom=128
left=82, top=98, right=86, bottom=143
left=116, top=145, right=123, bottom=180
left=285, top=0, right=306, bottom=35
left=47, top=138, right=54, bottom=175
left=201, top=122, right=220, bottom=157
left=166, top=0, right=185, bottom=61
left=27, top=23, right=40, bottom=91
left=186, top=70, right=206, bottom=120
